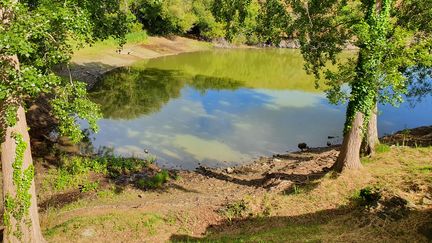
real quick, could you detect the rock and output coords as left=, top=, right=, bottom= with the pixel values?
left=278, top=39, right=300, bottom=49
left=298, top=143, right=308, bottom=151
left=81, top=228, right=95, bottom=238
left=226, top=167, right=234, bottom=174
left=422, top=197, right=432, bottom=205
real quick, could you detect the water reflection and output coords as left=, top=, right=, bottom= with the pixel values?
left=90, top=68, right=184, bottom=120
left=91, top=67, right=245, bottom=120
left=89, top=49, right=432, bottom=169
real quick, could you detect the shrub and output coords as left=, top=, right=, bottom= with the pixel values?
left=351, top=186, right=382, bottom=207
left=218, top=200, right=251, bottom=221
left=136, top=170, right=170, bottom=189
left=376, top=144, right=391, bottom=153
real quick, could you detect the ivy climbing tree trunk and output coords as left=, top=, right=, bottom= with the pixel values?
left=332, top=110, right=364, bottom=172
left=1, top=100, right=45, bottom=243
left=362, top=103, right=380, bottom=155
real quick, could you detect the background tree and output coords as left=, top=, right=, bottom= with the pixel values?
left=256, top=0, right=291, bottom=45
left=0, top=0, right=130, bottom=241
left=288, top=0, right=432, bottom=171
left=131, top=0, right=197, bottom=35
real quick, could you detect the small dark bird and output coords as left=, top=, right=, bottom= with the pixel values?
left=298, top=143, right=308, bottom=151
left=327, top=141, right=332, bottom=147
left=327, top=136, right=335, bottom=139
left=144, top=149, right=149, bottom=154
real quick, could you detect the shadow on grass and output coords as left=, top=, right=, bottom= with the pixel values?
left=170, top=206, right=432, bottom=242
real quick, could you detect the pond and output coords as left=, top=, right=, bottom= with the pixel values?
left=88, top=49, right=432, bottom=169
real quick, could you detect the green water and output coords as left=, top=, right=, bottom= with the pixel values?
left=89, top=49, right=432, bottom=169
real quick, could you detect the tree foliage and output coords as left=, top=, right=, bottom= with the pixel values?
left=288, top=0, right=432, bottom=132
left=0, top=0, right=131, bottom=142
left=131, top=0, right=291, bottom=44
left=286, top=0, right=431, bottom=171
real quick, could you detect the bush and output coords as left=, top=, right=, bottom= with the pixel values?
left=218, top=200, right=251, bottom=221
left=376, top=144, right=391, bottom=153
left=352, top=186, right=382, bottom=207
left=44, top=154, right=152, bottom=192
left=136, top=170, right=170, bottom=189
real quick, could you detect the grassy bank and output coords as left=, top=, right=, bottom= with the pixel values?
left=38, top=143, right=432, bottom=242
left=183, top=146, right=432, bottom=242
left=71, top=33, right=213, bottom=68
left=72, top=31, right=149, bottom=59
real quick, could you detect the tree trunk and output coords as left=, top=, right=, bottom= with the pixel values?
left=1, top=2, right=44, bottom=241
left=1, top=103, right=45, bottom=243
left=362, top=103, right=380, bottom=156
left=332, top=111, right=364, bottom=172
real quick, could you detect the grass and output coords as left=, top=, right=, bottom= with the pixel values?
left=136, top=170, right=171, bottom=189
left=41, top=151, right=164, bottom=196
left=182, top=146, right=432, bottom=242
left=375, top=143, right=391, bottom=153
left=41, top=146, right=432, bottom=242
left=191, top=223, right=322, bottom=243
left=44, top=212, right=165, bottom=241
left=72, top=30, right=148, bottom=58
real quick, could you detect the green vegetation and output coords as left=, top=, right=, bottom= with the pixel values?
left=1, top=0, right=431, bottom=242
left=136, top=170, right=170, bottom=189
left=289, top=0, right=432, bottom=171
left=174, top=146, right=432, bottom=242
left=130, top=0, right=290, bottom=45
left=351, top=186, right=382, bottom=207
left=44, top=212, right=165, bottom=240
left=43, top=153, right=164, bottom=193
left=41, top=146, right=432, bottom=242
left=218, top=200, right=251, bottom=221
left=4, top=133, right=34, bottom=239
left=375, top=144, right=391, bottom=154
left=73, top=30, right=148, bottom=58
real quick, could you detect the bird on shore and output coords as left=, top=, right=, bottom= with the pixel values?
left=327, top=141, right=332, bottom=147
left=298, top=143, right=308, bottom=151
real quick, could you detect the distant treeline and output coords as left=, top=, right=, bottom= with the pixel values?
left=127, top=0, right=291, bottom=45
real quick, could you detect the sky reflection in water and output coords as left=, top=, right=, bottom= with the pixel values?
left=89, top=49, right=432, bottom=169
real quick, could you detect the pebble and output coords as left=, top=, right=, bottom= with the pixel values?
left=422, top=197, right=432, bottom=205
left=226, top=167, right=234, bottom=174
left=81, top=228, right=95, bottom=238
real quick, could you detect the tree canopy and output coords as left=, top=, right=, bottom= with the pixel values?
left=287, top=0, right=432, bottom=170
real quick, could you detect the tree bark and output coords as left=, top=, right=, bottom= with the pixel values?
left=332, top=111, right=364, bottom=172
left=362, top=103, right=380, bottom=155
left=1, top=103, right=45, bottom=243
